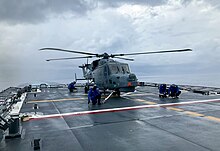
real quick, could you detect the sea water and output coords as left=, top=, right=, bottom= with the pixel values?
left=1, top=73, right=220, bottom=92
left=138, top=73, right=220, bottom=88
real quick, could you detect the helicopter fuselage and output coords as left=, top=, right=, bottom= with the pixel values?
left=89, top=59, right=137, bottom=92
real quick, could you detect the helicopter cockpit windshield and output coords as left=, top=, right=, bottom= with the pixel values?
left=109, top=63, right=130, bottom=74
left=109, top=64, right=120, bottom=74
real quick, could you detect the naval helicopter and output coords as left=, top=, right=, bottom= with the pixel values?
left=40, top=48, right=192, bottom=96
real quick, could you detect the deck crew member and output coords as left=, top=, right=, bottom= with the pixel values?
left=88, top=85, right=101, bottom=105
left=68, top=81, right=77, bottom=92
left=159, top=84, right=167, bottom=98
left=168, top=84, right=181, bottom=98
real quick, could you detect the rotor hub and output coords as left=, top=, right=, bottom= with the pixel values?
left=102, top=53, right=110, bottom=59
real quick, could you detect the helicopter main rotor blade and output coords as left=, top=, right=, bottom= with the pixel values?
left=46, top=56, right=94, bottom=61
left=40, top=48, right=98, bottom=56
left=114, top=56, right=134, bottom=61
left=112, top=48, right=192, bottom=57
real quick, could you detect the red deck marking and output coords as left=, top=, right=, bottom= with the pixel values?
left=30, top=98, right=220, bottom=120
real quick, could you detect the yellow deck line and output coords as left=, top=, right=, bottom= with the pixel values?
left=165, top=107, right=220, bottom=123
left=145, top=101, right=157, bottom=105
left=135, top=99, right=157, bottom=105
left=134, top=98, right=220, bottom=123
left=135, top=99, right=157, bottom=104
left=126, top=93, right=156, bottom=96
left=135, top=99, right=147, bottom=102
left=29, top=95, right=119, bottom=103
left=184, top=111, right=204, bottom=117
left=204, top=116, right=220, bottom=122
left=166, top=107, right=184, bottom=112
left=28, top=98, right=85, bottom=103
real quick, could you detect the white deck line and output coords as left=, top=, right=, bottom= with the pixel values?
left=30, top=98, right=220, bottom=119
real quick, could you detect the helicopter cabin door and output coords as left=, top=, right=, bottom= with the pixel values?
left=103, top=65, right=109, bottom=89
left=94, top=65, right=108, bottom=89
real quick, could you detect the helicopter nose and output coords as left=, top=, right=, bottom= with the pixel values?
left=128, top=73, right=137, bottom=81
left=126, top=73, right=137, bottom=87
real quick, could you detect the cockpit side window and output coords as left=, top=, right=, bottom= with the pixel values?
left=121, top=64, right=130, bottom=74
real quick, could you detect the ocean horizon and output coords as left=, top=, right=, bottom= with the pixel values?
left=138, top=73, right=220, bottom=88
left=1, top=73, right=220, bottom=92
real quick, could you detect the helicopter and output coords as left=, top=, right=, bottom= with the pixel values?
left=40, top=48, right=192, bottom=96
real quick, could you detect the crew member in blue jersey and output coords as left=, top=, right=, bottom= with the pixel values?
left=168, top=84, right=181, bottom=98
left=68, top=81, right=77, bottom=92
left=159, top=84, right=167, bottom=98
left=88, top=85, right=101, bottom=105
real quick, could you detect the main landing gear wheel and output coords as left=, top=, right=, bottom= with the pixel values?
left=113, top=89, right=120, bottom=97
left=84, top=86, right=89, bottom=93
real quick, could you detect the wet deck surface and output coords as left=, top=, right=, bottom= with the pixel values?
left=1, top=86, right=220, bottom=151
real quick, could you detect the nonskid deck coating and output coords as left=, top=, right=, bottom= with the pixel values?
left=1, top=86, right=220, bottom=151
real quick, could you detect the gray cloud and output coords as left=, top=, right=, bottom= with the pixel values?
left=98, top=0, right=167, bottom=7
left=0, top=0, right=169, bottom=24
left=0, top=0, right=96, bottom=24
left=1, top=0, right=217, bottom=24
left=204, top=0, right=220, bottom=8
left=1, top=0, right=220, bottom=90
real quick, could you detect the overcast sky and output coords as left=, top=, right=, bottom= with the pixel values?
left=0, top=0, right=220, bottom=89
